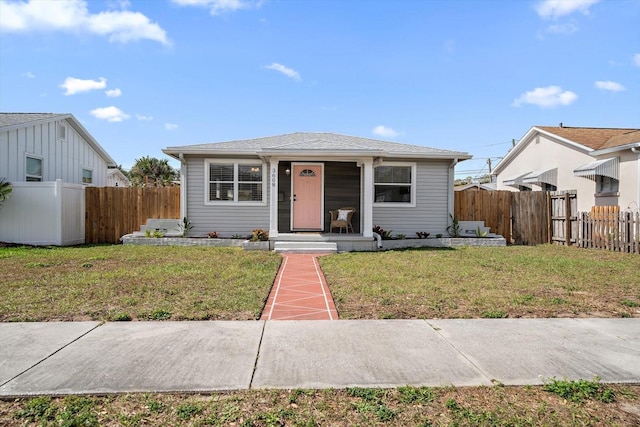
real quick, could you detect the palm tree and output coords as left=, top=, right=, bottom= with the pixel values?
left=129, top=156, right=178, bottom=187
left=0, top=178, right=12, bottom=208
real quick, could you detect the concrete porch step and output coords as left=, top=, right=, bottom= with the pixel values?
left=273, top=241, right=338, bottom=254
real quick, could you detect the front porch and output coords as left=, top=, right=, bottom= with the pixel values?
left=268, top=159, right=374, bottom=238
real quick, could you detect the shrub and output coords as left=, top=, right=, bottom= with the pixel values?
left=207, top=231, right=220, bottom=238
left=250, top=228, right=269, bottom=241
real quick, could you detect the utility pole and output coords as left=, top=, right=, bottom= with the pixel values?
left=487, top=158, right=492, bottom=174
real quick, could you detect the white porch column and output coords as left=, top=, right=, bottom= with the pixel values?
left=268, top=158, right=279, bottom=237
left=362, top=158, right=374, bottom=238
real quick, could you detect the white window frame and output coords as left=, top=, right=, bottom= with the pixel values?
left=82, top=167, right=93, bottom=185
left=204, top=159, right=267, bottom=206
left=25, top=154, right=44, bottom=182
left=373, top=162, right=416, bottom=207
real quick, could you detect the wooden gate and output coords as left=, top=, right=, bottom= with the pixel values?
left=511, top=191, right=550, bottom=245
left=549, top=191, right=578, bottom=246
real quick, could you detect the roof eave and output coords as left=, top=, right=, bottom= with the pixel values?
left=590, top=141, right=640, bottom=157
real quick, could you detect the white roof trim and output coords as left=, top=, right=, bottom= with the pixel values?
left=492, top=126, right=593, bottom=175
left=590, top=141, right=640, bottom=156
left=573, top=157, right=619, bottom=180
left=522, top=168, right=557, bottom=186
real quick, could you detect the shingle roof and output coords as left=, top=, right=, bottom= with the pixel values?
left=164, top=132, right=471, bottom=159
left=0, top=113, right=64, bottom=128
left=537, top=126, right=640, bottom=150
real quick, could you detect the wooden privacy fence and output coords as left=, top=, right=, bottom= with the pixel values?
left=454, top=190, right=512, bottom=241
left=85, top=187, right=180, bottom=244
left=454, top=190, right=550, bottom=244
left=579, top=206, right=640, bottom=253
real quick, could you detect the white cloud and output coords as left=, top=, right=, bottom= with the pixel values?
left=90, top=106, right=130, bottom=122
left=171, top=0, right=262, bottom=15
left=24, top=71, right=35, bottom=78
left=264, top=63, right=301, bottom=81
left=165, top=123, right=178, bottom=130
left=546, top=22, right=578, bottom=35
left=0, top=0, right=169, bottom=45
left=535, top=0, right=599, bottom=20
left=512, top=86, right=578, bottom=108
left=634, top=53, right=640, bottom=67
left=60, top=77, right=107, bottom=95
left=372, top=125, right=400, bottom=139
left=136, top=114, right=153, bottom=121
left=595, top=80, right=626, bottom=92
left=105, top=88, right=122, bottom=97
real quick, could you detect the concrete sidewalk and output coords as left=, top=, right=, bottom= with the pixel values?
left=1, top=319, right=639, bottom=396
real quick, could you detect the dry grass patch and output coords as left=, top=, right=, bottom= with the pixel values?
left=1, top=384, right=638, bottom=426
left=320, top=245, right=640, bottom=319
left=0, top=245, right=281, bottom=321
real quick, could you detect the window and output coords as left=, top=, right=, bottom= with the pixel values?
left=82, top=168, right=93, bottom=184
left=596, top=176, right=619, bottom=194
left=541, top=183, right=557, bottom=192
left=374, top=163, right=414, bottom=204
left=206, top=160, right=264, bottom=203
left=26, top=156, right=43, bottom=181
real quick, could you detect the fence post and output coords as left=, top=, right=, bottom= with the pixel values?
left=564, top=193, right=571, bottom=246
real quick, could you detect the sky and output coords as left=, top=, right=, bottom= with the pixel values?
left=1, top=0, right=639, bottom=179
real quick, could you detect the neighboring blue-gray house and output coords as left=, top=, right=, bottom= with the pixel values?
left=163, top=132, right=471, bottom=240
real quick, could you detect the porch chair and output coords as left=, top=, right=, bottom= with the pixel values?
left=329, top=207, right=356, bottom=233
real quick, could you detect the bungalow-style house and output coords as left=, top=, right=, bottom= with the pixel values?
left=0, top=113, right=117, bottom=186
left=163, top=132, right=471, bottom=240
left=493, top=126, right=640, bottom=213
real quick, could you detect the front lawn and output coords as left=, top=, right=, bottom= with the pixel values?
left=320, top=245, right=640, bottom=319
left=0, top=245, right=282, bottom=322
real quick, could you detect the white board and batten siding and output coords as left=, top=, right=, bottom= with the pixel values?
left=0, top=180, right=85, bottom=246
left=185, top=157, right=270, bottom=237
left=0, top=118, right=109, bottom=186
left=373, top=160, right=451, bottom=235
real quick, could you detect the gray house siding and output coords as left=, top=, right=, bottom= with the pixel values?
left=373, top=160, right=450, bottom=236
left=185, top=156, right=269, bottom=237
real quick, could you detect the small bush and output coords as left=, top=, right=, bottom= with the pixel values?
left=250, top=228, right=269, bottom=241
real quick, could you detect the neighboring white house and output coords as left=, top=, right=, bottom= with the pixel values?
left=163, top=132, right=471, bottom=239
left=107, top=168, right=131, bottom=187
left=493, top=126, right=640, bottom=213
left=0, top=112, right=117, bottom=186
left=0, top=113, right=119, bottom=245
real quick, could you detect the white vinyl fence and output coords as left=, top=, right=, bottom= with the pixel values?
left=0, top=180, right=85, bottom=246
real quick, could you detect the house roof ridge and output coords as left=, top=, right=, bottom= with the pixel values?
left=536, top=125, right=640, bottom=131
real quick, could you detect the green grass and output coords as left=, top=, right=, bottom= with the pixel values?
left=320, top=245, right=640, bottom=319
left=0, top=245, right=281, bottom=321
left=2, top=385, right=638, bottom=426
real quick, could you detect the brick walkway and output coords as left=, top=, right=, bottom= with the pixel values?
left=260, top=254, right=339, bottom=320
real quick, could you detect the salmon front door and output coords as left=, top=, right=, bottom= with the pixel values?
left=292, top=163, right=324, bottom=230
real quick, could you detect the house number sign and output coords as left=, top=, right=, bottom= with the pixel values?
left=271, top=167, right=277, bottom=187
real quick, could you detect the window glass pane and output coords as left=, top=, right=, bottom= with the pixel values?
left=82, top=169, right=92, bottom=184
left=26, top=157, right=42, bottom=176
left=209, top=163, right=233, bottom=181
left=597, top=176, right=619, bottom=193
left=374, top=185, right=411, bottom=203
left=238, top=183, right=262, bottom=201
left=209, top=182, right=234, bottom=201
left=374, top=166, right=411, bottom=183
left=238, top=164, right=262, bottom=182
